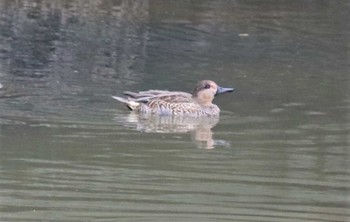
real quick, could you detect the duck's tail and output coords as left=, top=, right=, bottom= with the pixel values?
left=112, top=96, right=140, bottom=111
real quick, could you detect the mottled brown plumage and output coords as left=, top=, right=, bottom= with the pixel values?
left=112, top=80, right=234, bottom=116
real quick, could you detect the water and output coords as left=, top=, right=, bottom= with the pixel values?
left=0, top=1, right=349, bottom=221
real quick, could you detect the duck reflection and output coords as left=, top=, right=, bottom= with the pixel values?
left=114, top=113, right=229, bottom=149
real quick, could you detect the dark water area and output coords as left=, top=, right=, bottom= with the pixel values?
left=0, top=1, right=349, bottom=221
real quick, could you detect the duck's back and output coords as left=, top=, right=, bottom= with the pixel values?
left=124, top=90, right=192, bottom=103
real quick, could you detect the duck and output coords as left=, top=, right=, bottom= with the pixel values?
left=112, top=80, right=234, bottom=117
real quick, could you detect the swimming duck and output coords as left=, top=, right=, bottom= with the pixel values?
left=112, top=80, right=234, bottom=116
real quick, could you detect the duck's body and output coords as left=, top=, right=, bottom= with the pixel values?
left=113, top=80, right=234, bottom=117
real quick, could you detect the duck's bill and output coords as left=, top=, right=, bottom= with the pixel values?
left=216, top=86, right=235, bottom=95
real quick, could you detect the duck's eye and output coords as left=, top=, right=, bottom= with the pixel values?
left=204, top=84, right=211, bottom=89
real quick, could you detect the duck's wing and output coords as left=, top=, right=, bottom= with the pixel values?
left=124, top=90, right=193, bottom=103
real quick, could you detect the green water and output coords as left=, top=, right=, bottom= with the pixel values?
left=0, top=1, right=349, bottom=221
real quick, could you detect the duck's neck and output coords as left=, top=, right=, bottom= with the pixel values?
left=193, top=95, right=213, bottom=107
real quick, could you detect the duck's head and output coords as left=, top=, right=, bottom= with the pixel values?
left=193, top=80, right=234, bottom=106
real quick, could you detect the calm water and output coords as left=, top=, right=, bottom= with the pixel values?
left=0, top=1, right=349, bottom=221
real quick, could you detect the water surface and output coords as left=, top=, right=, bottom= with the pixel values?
left=0, top=1, right=349, bottom=221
